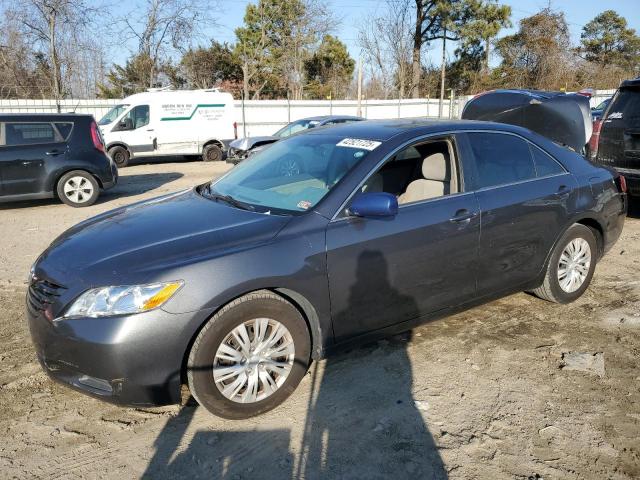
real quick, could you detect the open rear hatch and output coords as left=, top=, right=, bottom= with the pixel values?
left=461, top=89, right=592, bottom=152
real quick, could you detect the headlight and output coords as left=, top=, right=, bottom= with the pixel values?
left=62, top=281, right=183, bottom=319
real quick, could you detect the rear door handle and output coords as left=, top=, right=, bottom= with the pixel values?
left=555, top=185, right=570, bottom=198
left=449, top=209, right=478, bottom=223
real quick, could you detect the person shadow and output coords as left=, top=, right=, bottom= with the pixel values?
left=142, top=250, right=447, bottom=479
left=296, top=250, right=447, bottom=479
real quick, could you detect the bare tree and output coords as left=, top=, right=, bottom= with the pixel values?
left=5, top=0, right=103, bottom=107
left=359, top=0, right=414, bottom=99
left=119, top=0, right=216, bottom=88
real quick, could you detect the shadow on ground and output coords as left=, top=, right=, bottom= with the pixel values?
left=142, top=251, right=447, bottom=480
left=101, top=172, right=184, bottom=200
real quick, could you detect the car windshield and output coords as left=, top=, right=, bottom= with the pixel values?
left=98, top=104, right=129, bottom=125
left=205, top=134, right=377, bottom=214
left=593, top=99, right=610, bottom=111
left=273, top=119, right=321, bottom=138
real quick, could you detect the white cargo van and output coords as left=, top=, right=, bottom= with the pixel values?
left=98, top=88, right=237, bottom=167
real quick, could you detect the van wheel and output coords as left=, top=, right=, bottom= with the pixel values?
left=109, top=146, right=130, bottom=168
left=531, top=224, right=597, bottom=303
left=187, top=291, right=311, bottom=419
left=203, top=143, right=223, bottom=162
left=56, top=170, right=99, bottom=207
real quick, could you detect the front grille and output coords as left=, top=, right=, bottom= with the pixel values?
left=27, top=278, right=65, bottom=316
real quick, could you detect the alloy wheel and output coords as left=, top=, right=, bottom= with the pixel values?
left=63, top=176, right=94, bottom=204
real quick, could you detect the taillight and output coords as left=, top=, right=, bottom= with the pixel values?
left=616, top=175, right=627, bottom=194
left=233, top=122, right=238, bottom=140
left=588, top=119, right=602, bottom=159
left=90, top=121, right=105, bottom=152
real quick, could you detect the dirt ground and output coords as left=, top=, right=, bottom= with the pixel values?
left=0, top=159, right=639, bottom=479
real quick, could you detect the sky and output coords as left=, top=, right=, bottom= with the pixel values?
left=111, top=0, right=640, bottom=68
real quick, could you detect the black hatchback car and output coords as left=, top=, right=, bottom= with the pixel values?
left=591, top=78, right=640, bottom=196
left=0, top=114, right=117, bottom=207
left=27, top=119, right=627, bottom=419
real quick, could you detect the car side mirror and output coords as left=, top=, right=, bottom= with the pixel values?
left=348, top=192, right=398, bottom=217
left=117, top=118, right=133, bottom=131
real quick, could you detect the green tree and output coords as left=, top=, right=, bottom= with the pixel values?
left=304, top=35, right=355, bottom=99
left=178, top=41, right=243, bottom=93
left=234, top=0, right=331, bottom=99
left=460, top=0, right=511, bottom=71
left=580, top=10, right=640, bottom=70
left=97, top=53, right=155, bottom=98
left=494, top=9, right=576, bottom=91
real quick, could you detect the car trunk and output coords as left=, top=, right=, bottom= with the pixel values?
left=461, top=90, right=592, bottom=153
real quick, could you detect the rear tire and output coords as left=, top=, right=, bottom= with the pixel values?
left=202, top=143, right=223, bottom=162
left=109, top=145, right=130, bottom=168
left=56, top=170, right=99, bottom=207
left=187, top=291, right=311, bottom=419
left=531, top=224, right=597, bottom=303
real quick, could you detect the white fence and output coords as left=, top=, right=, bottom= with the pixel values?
left=0, top=97, right=469, bottom=137
left=0, top=90, right=617, bottom=137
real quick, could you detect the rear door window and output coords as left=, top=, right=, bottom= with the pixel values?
left=467, top=132, right=536, bottom=189
left=607, top=89, right=640, bottom=127
left=54, top=122, right=74, bottom=141
left=3, top=122, right=61, bottom=146
left=530, top=145, right=565, bottom=177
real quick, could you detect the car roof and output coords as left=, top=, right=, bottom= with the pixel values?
left=0, top=113, right=93, bottom=121
left=304, top=118, right=530, bottom=141
left=298, top=115, right=363, bottom=122
left=620, top=77, right=640, bottom=89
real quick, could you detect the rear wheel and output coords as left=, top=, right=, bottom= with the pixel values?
left=56, top=170, right=99, bottom=207
left=109, top=145, right=130, bottom=168
left=202, top=143, right=223, bottom=162
left=531, top=224, right=597, bottom=303
left=187, top=291, right=310, bottom=419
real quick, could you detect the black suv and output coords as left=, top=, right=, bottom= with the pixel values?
left=591, top=78, right=640, bottom=196
left=0, top=114, right=117, bottom=207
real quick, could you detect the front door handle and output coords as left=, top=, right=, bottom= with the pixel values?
left=45, top=149, right=63, bottom=156
left=449, top=209, right=478, bottom=223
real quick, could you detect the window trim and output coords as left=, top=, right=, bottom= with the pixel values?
left=0, top=121, right=64, bottom=147
left=330, top=131, right=465, bottom=221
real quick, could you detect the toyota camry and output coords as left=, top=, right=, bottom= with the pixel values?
left=27, top=119, right=627, bottom=418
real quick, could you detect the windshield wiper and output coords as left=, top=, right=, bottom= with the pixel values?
left=202, top=186, right=255, bottom=211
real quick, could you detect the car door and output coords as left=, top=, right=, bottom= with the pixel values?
left=0, top=121, right=66, bottom=196
left=461, top=131, right=577, bottom=295
left=326, top=136, right=480, bottom=343
left=112, top=105, right=155, bottom=156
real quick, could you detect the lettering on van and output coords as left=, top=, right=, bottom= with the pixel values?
left=160, top=103, right=226, bottom=121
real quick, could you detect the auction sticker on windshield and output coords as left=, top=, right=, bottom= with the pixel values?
left=337, top=138, right=382, bottom=151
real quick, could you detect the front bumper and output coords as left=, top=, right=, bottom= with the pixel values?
left=27, top=301, right=211, bottom=406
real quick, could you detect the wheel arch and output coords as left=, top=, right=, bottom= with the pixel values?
left=179, top=287, right=324, bottom=387
left=202, top=139, right=224, bottom=151
left=106, top=142, right=131, bottom=156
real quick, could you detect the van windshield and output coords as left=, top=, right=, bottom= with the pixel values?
left=98, top=104, right=129, bottom=125
left=204, top=134, right=375, bottom=214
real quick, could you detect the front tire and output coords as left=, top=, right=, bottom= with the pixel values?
left=108, top=145, right=130, bottom=168
left=531, top=224, right=597, bottom=303
left=202, top=143, right=223, bottom=162
left=56, top=170, right=99, bottom=207
left=187, top=291, right=311, bottom=419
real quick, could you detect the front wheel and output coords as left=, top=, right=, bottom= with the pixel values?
left=187, top=291, right=311, bottom=419
left=531, top=224, right=597, bottom=303
left=56, top=170, right=99, bottom=207
left=202, top=143, right=223, bottom=162
left=108, top=145, right=130, bottom=168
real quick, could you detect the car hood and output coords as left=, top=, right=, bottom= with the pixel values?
left=36, top=188, right=291, bottom=286
left=229, top=136, right=278, bottom=151
left=462, top=90, right=593, bottom=152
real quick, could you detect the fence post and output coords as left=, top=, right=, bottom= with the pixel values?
left=241, top=90, right=247, bottom=138
left=287, top=91, right=291, bottom=124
